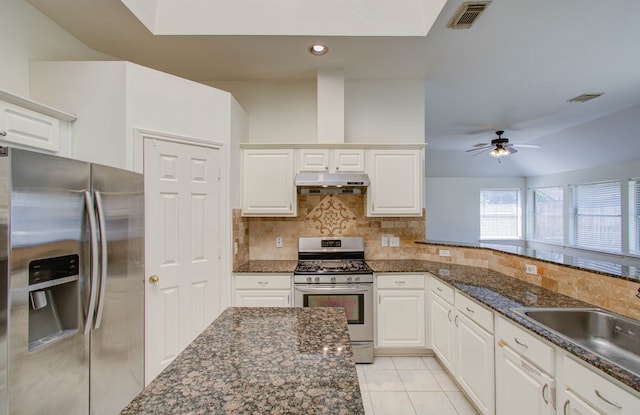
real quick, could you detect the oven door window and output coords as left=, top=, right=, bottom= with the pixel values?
left=303, top=293, right=365, bottom=324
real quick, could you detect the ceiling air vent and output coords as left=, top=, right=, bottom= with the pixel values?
left=567, top=93, right=604, bottom=103
left=449, top=1, right=491, bottom=29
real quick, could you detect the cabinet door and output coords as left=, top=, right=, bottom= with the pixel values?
left=367, top=149, right=423, bottom=216
left=456, top=312, right=495, bottom=415
left=242, top=149, right=295, bottom=216
left=298, top=149, right=330, bottom=171
left=430, top=294, right=454, bottom=372
left=234, top=290, right=291, bottom=307
left=560, top=390, right=604, bottom=415
left=332, top=149, right=365, bottom=172
left=495, top=343, right=554, bottom=415
left=377, top=289, right=425, bottom=347
left=0, top=100, right=60, bottom=152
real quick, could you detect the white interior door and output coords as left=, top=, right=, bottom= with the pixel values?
left=144, top=137, right=221, bottom=384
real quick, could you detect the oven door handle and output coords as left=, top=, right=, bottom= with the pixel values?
left=295, top=285, right=371, bottom=292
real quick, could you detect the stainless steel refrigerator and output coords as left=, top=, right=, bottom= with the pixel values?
left=0, top=147, right=144, bottom=415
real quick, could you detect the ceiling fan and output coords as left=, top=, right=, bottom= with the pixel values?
left=465, top=130, right=541, bottom=159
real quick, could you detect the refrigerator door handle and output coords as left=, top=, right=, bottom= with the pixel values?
left=93, top=191, right=108, bottom=329
left=84, top=190, right=99, bottom=335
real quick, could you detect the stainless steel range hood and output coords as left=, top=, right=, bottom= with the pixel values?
left=295, top=172, right=370, bottom=194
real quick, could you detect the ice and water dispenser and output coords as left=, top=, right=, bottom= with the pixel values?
left=27, top=254, right=80, bottom=351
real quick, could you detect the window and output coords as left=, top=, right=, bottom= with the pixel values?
left=480, top=189, right=521, bottom=239
left=630, top=179, right=640, bottom=256
left=530, top=187, right=563, bottom=244
left=570, top=181, right=621, bottom=253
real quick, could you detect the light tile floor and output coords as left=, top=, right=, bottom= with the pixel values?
left=357, top=356, right=480, bottom=415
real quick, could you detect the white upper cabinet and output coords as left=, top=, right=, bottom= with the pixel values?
left=366, top=148, right=423, bottom=216
left=297, top=148, right=365, bottom=172
left=0, top=90, right=75, bottom=154
left=242, top=149, right=296, bottom=216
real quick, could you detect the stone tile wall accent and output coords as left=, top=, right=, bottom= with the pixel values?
left=232, top=194, right=426, bottom=261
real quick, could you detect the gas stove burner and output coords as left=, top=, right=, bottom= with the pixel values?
left=295, top=259, right=372, bottom=274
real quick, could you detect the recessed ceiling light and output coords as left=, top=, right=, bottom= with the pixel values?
left=309, top=44, right=328, bottom=56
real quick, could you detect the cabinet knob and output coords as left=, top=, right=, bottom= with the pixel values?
left=0, top=131, right=7, bottom=137
left=148, top=275, right=160, bottom=284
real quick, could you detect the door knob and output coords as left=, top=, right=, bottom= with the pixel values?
left=148, top=275, right=160, bottom=284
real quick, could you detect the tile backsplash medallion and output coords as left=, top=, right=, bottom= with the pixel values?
left=232, top=194, right=425, bottom=268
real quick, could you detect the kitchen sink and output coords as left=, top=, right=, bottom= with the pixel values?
left=511, top=307, right=640, bottom=376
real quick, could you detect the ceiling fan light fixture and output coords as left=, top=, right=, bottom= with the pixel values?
left=490, top=145, right=510, bottom=158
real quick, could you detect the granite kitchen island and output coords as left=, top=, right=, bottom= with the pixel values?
left=121, top=307, right=364, bottom=414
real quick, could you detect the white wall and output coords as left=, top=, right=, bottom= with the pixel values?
left=0, top=0, right=111, bottom=96
left=425, top=176, right=526, bottom=243
left=206, top=79, right=425, bottom=144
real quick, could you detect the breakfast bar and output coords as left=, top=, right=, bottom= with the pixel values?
left=120, top=307, right=364, bottom=414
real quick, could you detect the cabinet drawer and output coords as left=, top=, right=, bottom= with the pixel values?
left=456, top=293, right=494, bottom=334
left=377, top=274, right=425, bottom=289
left=430, top=278, right=454, bottom=304
left=564, top=355, right=640, bottom=415
left=234, top=274, right=292, bottom=290
left=496, top=316, right=554, bottom=374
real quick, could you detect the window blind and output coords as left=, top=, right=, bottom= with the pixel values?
left=480, top=189, right=521, bottom=239
left=570, top=181, right=621, bottom=253
left=531, top=187, right=563, bottom=244
left=629, top=179, right=640, bottom=256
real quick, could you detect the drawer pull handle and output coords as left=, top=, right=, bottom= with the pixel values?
left=466, top=306, right=475, bottom=313
left=563, top=399, right=569, bottom=415
left=541, top=384, right=549, bottom=404
left=594, top=389, right=622, bottom=409
left=437, top=287, right=443, bottom=292
left=447, top=310, right=453, bottom=322
left=454, top=314, right=459, bottom=327
left=395, top=280, right=406, bottom=284
left=514, top=337, right=528, bottom=349
left=257, top=281, right=269, bottom=286
left=0, top=131, right=7, bottom=137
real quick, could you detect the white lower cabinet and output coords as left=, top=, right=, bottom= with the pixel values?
left=428, top=276, right=494, bottom=415
left=429, top=278, right=455, bottom=372
left=496, top=344, right=555, bottom=415
left=376, top=273, right=426, bottom=348
left=559, top=354, right=640, bottom=415
left=495, top=315, right=556, bottom=415
left=233, top=274, right=292, bottom=307
left=455, top=310, right=495, bottom=415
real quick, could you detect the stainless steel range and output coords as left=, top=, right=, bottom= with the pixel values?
left=294, top=237, right=374, bottom=363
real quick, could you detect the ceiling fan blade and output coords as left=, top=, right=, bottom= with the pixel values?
left=472, top=147, right=494, bottom=157
left=465, top=145, right=492, bottom=153
left=507, top=147, right=518, bottom=154
left=512, top=144, right=542, bottom=149
left=472, top=142, right=490, bottom=148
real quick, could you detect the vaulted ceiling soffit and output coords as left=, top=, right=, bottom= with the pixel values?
left=120, top=0, right=448, bottom=36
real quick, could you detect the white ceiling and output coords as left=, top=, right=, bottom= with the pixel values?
left=25, top=0, right=640, bottom=177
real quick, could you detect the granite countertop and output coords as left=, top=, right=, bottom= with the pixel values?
left=121, top=307, right=364, bottom=415
left=368, top=259, right=640, bottom=393
left=234, top=260, right=297, bottom=273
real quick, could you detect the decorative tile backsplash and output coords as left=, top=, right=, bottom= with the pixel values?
left=304, top=195, right=357, bottom=236
left=232, top=193, right=426, bottom=267
left=232, top=196, right=640, bottom=320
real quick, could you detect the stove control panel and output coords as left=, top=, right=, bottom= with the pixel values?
left=294, top=274, right=373, bottom=284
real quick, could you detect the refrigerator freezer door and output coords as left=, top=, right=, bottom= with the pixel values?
left=90, top=163, right=144, bottom=415
left=7, top=148, right=90, bottom=415
left=1, top=149, right=9, bottom=415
